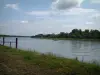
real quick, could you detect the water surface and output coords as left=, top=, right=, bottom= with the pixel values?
left=1, top=37, right=100, bottom=63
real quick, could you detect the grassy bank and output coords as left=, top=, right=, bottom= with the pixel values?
left=0, top=46, right=100, bottom=75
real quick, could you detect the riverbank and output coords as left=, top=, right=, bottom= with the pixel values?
left=33, top=37, right=100, bottom=41
left=0, top=46, right=100, bottom=75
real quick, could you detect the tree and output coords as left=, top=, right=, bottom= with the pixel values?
left=32, top=29, right=100, bottom=39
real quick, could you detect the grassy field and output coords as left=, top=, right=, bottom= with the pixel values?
left=0, top=45, right=100, bottom=75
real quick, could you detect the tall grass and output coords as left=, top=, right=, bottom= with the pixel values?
left=0, top=45, right=100, bottom=75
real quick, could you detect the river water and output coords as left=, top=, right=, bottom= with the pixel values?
left=1, top=37, right=100, bottom=63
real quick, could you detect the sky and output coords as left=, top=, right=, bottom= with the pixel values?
left=0, top=0, right=100, bottom=36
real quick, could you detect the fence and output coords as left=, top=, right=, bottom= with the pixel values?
left=0, top=37, right=18, bottom=49
left=72, top=52, right=90, bottom=62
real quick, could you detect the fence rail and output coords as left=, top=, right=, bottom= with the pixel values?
left=0, top=37, right=18, bottom=49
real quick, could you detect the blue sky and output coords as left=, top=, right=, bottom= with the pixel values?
left=0, top=0, right=100, bottom=35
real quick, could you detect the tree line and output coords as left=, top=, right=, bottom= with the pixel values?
left=31, top=29, right=100, bottom=39
left=0, top=35, right=30, bottom=37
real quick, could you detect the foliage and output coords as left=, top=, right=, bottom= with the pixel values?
left=31, top=29, right=100, bottom=39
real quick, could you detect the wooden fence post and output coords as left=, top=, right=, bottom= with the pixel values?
left=82, top=56, right=84, bottom=62
left=10, top=42, right=11, bottom=48
left=16, top=38, right=18, bottom=49
left=3, top=37, right=5, bottom=46
left=75, top=57, right=78, bottom=61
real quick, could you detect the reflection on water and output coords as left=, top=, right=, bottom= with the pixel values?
left=0, top=37, right=100, bottom=63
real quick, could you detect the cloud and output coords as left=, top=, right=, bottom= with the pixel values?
left=25, top=0, right=97, bottom=17
left=4, top=3, right=19, bottom=10
left=21, top=21, right=28, bottom=23
left=47, top=26, right=52, bottom=29
left=85, top=22, right=94, bottom=25
left=51, top=0, right=84, bottom=10
left=87, top=12, right=100, bottom=24
left=1, top=0, right=100, bottom=35
left=26, top=11, right=50, bottom=16
left=26, top=8, right=97, bottom=18
left=90, top=0, right=100, bottom=4
left=92, top=15, right=100, bottom=24
left=56, top=8, right=97, bottom=16
left=89, top=13, right=100, bottom=18
left=68, top=8, right=96, bottom=13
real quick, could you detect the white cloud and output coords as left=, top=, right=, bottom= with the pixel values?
left=47, top=26, right=52, bottom=29
left=26, top=0, right=88, bottom=17
left=26, top=8, right=98, bottom=17
left=25, top=7, right=100, bottom=33
left=89, top=13, right=100, bottom=18
left=4, top=3, right=19, bottom=10
left=25, top=0, right=99, bottom=19
left=26, top=11, right=50, bottom=16
left=62, top=24, right=75, bottom=28
left=2, top=0, right=100, bottom=35
left=68, top=8, right=96, bottom=13
left=51, top=0, right=84, bottom=10
left=90, top=0, right=100, bottom=4
left=92, top=15, right=100, bottom=24
left=21, top=21, right=28, bottom=23
left=56, top=8, right=97, bottom=16
left=87, top=12, right=100, bottom=25
left=86, top=22, right=94, bottom=25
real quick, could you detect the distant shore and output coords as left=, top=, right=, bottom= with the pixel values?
left=31, top=37, right=100, bottom=41
left=0, top=35, right=31, bottom=37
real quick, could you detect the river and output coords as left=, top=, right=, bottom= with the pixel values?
left=0, top=37, right=100, bottom=63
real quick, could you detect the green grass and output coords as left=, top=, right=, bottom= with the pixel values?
left=0, top=45, right=100, bottom=75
